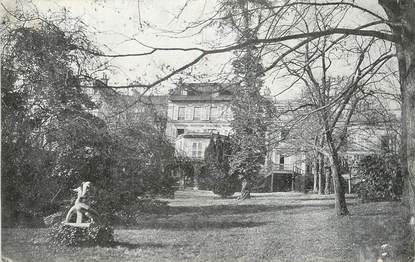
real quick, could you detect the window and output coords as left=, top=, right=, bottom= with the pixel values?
left=210, top=107, right=218, bottom=120
left=193, top=107, right=201, bottom=120
left=177, top=129, right=184, bottom=136
left=178, top=107, right=185, bottom=120
left=279, top=156, right=285, bottom=170
left=192, top=142, right=203, bottom=159
left=177, top=141, right=183, bottom=152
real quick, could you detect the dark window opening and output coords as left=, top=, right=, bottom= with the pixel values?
left=177, top=129, right=184, bottom=136
left=279, top=156, right=285, bottom=170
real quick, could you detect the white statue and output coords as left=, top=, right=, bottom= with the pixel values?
left=64, top=181, right=100, bottom=226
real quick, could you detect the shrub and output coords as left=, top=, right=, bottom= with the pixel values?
left=203, top=136, right=238, bottom=197
left=49, top=222, right=113, bottom=246
left=355, top=154, right=402, bottom=202
left=212, top=171, right=239, bottom=197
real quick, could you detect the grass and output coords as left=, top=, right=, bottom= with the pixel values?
left=2, top=190, right=412, bottom=261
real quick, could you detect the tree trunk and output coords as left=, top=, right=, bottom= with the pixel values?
left=239, top=178, right=251, bottom=200
left=326, top=132, right=349, bottom=215
left=399, top=47, right=415, bottom=254
left=405, top=58, right=415, bottom=259
left=324, top=165, right=330, bottom=195
left=318, top=154, right=324, bottom=195
left=378, top=0, right=415, bottom=255
left=328, top=153, right=349, bottom=216
left=313, top=158, right=319, bottom=193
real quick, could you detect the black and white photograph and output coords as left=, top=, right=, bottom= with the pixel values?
left=1, top=0, right=414, bottom=261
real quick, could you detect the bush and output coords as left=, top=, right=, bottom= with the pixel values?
left=203, top=135, right=238, bottom=198
left=49, top=222, right=113, bottom=246
left=212, top=172, right=239, bottom=197
left=199, top=164, right=239, bottom=197
left=355, top=154, right=402, bottom=202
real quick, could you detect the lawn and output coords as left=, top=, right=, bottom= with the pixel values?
left=2, top=190, right=412, bottom=262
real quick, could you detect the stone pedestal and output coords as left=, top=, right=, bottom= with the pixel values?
left=49, top=222, right=113, bottom=246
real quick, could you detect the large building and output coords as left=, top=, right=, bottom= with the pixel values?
left=164, top=83, right=308, bottom=191
left=94, top=81, right=399, bottom=193
left=166, top=83, right=233, bottom=160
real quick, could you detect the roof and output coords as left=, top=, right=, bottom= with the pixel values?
left=169, top=82, right=235, bottom=96
left=120, top=94, right=168, bottom=106
left=177, top=132, right=212, bottom=139
left=100, top=92, right=168, bottom=109
left=169, top=95, right=232, bottom=102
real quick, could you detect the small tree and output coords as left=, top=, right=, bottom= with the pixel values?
left=356, top=153, right=402, bottom=202
left=203, top=135, right=238, bottom=197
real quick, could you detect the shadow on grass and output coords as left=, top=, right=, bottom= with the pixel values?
left=280, top=195, right=357, bottom=201
left=166, top=203, right=336, bottom=216
left=137, top=220, right=267, bottom=230
left=111, top=241, right=166, bottom=249
left=350, top=210, right=401, bottom=217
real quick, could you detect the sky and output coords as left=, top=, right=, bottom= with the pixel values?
left=2, top=0, right=394, bottom=100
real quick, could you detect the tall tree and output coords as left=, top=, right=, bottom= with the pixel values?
left=1, top=9, right=110, bottom=223
left=281, top=31, right=395, bottom=214
left=223, top=0, right=271, bottom=199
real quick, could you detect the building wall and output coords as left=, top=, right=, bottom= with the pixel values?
left=166, top=100, right=233, bottom=139
left=164, top=84, right=399, bottom=192
left=175, top=136, right=211, bottom=159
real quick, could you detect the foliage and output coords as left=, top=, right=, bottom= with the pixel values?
left=203, top=136, right=239, bottom=197
left=355, top=154, right=402, bottom=202
left=1, top=9, right=178, bottom=227
left=226, top=2, right=273, bottom=195
left=97, top=90, right=179, bottom=199
left=49, top=222, right=113, bottom=246
left=1, top=10, right=108, bottom=225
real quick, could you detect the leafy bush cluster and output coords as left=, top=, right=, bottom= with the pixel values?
left=1, top=14, right=178, bottom=227
left=49, top=222, right=113, bottom=246
left=202, top=136, right=239, bottom=197
left=355, top=154, right=402, bottom=202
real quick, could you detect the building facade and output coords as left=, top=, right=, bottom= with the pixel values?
left=166, top=83, right=233, bottom=160
left=98, top=82, right=399, bottom=193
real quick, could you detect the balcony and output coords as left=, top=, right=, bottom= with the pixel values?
left=269, top=164, right=304, bottom=175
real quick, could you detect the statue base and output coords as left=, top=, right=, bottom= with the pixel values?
left=49, top=221, right=113, bottom=246
left=62, top=222, right=91, bottom=228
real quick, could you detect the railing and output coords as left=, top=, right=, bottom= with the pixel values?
left=293, top=166, right=304, bottom=175
left=270, top=163, right=304, bottom=175
left=271, top=164, right=293, bottom=171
